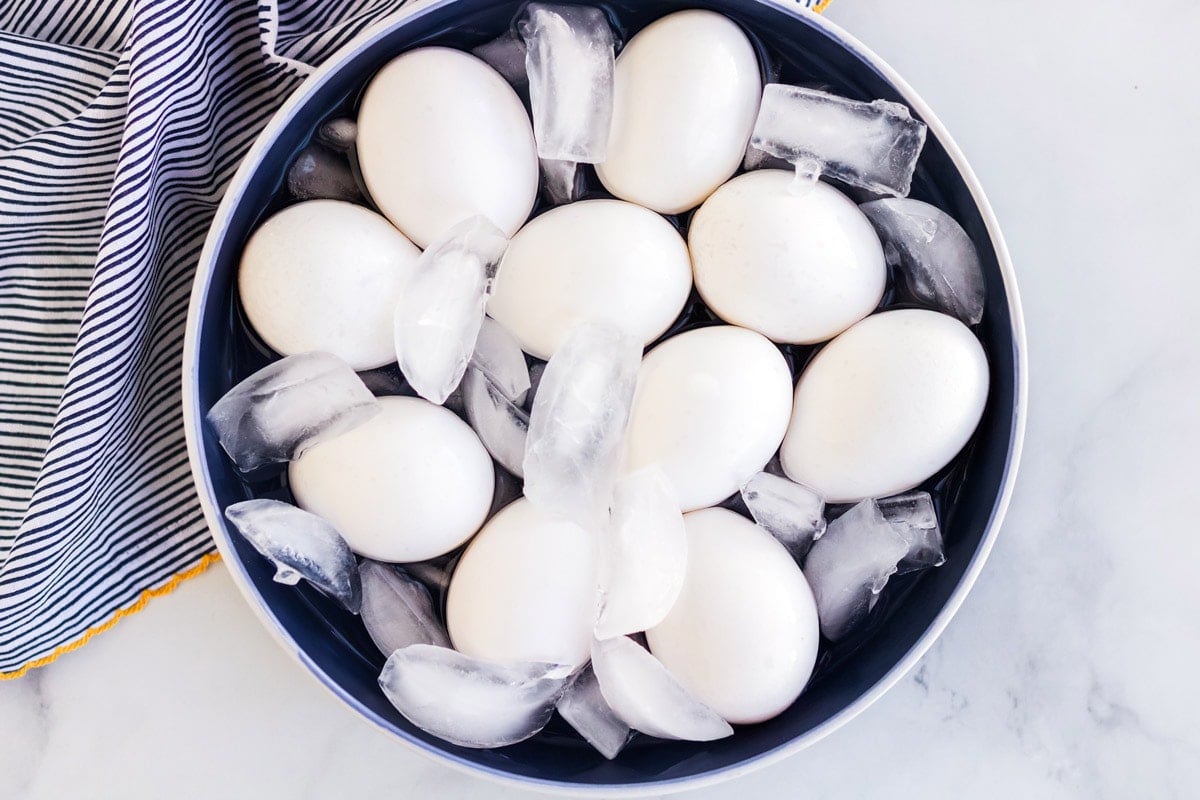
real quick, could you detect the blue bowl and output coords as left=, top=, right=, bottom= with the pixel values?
left=183, top=0, right=1027, bottom=793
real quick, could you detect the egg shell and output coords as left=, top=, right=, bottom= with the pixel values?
left=487, top=199, right=693, bottom=359
left=356, top=47, right=538, bottom=248
left=238, top=200, right=420, bottom=370
left=647, top=507, right=819, bottom=725
left=596, top=10, right=762, bottom=214
left=624, top=326, right=793, bottom=511
left=780, top=309, right=990, bottom=503
left=289, top=396, right=494, bottom=562
left=447, top=498, right=597, bottom=669
left=689, top=171, right=887, bottom=344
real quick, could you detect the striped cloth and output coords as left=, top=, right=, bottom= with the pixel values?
left=0, top=0, right=829, bottom=676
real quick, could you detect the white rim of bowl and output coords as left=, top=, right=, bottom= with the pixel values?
left=181, top=2, right=1028, bottom=795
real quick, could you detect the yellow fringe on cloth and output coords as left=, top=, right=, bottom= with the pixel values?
left=0, top=552, right=222, bottom=681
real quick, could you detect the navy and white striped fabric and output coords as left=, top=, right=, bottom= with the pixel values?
left=0, top=0, right=422, bottom=675
left=0, top=0, right=830, bottom=675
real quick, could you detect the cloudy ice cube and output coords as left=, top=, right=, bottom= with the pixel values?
left=540, top=157, right=586, bottom=206
left=461, top=366, right=529, bottom=476
left=316, top=117, right=358, bottom=152
left=207, top=351, right=379, bottom=472
left=225, top=499, right=361, bottom=612
left=404, top=559, right=453, bottom=598
left=595, top=467, right=687, bottom=640
left=803, top=500, right=908, bottom=640
left=591, top=636, right=732, bottom=741
left=518, top=3, right=615, bottom=163
left=860, top=198, right=986, bottom=325
left=286, top=144, right=361, bottom=202
left=472, top=32, right=528, bottom=90
left=750, top=84, right=928, bottom=197
left=394, top=216, right=509, bottom=404
left=378, top=644, right=571, bottom=749
left=360, top=561, right=450, bottom=656
left=523, top=322, right=641, bottom=527
left=470, top=316, right=531, bottom=404
left=740, top=471, right=826, bottom=561
left=742, top=139, right=791, bottom=172
left=556, top=663, right=631, bottom=759
left=877, top=490, right=946, bottom=573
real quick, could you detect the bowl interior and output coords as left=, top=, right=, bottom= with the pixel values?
left=189, top=0, right=1020, bottom=790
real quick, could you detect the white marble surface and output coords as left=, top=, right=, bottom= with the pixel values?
left=4, top=1, right=1200, bottom=797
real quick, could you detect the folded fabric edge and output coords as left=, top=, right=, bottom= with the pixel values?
left=0, top=551, right=222, bottom=681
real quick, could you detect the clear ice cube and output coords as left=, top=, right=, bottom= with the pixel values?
left=461, top=366, right=529, bottom=477
left=523, top=321, right=641, bottom=528
left=860, top=198, right=986, bottom=325
left=378, top=644, right=571, bottom=749
left=540, top=157, right=586, bottom=206
left=286, top=144, right=361, bottom=202
left=316, top=118, right=358, bottom=152
left=360, top=561, right=450, bottom=656
left=803, top=499, right=908, bottom=640
left=394, top=216, right=509, bottom=404
left=555, top=663, right=631, bottom=759
left=876, top=490, right=946, bottom=573
left=749, top=84, right=928, bottom=197
left=225, top=499, right=362, bottom=612
left=595, top=467, right=687, bottom=640
left=470, top=315, right=531, bottom=404
left=591, top=636, right=732, bottom=741
left=740, top=471, right=826, bottom=561
left=518, top=3, right=615, bottom=163
left=207, top=351, right=380, bottom=472
left=472, top=32, right=529, bottom=90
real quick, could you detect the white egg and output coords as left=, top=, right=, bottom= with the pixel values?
left=596, top=10, right=762, bottom=214
left=289, top=396, right=494, bottom=562
left=781, top=309, right=990, bottom=503
left=356, top=47, right=538, bottom=248
left=647, top=508, right=819, bottom=725
left=487, top=199, right=693, bottom=359
left=447, top=498, right=597, bottom=668
left=238, top=200, right=420, bottom=370
left=689, top=171, right=887, bottom=344
left=624, top=326, right=793, bottom=511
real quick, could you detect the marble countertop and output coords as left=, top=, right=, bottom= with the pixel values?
left=4, top=1, right=1198, bottom=797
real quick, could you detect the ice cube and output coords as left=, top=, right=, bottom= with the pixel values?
left=286, top=144, right=361, bottom=202
left=470, top=316, right=531, bottom=404
left=860, top=198, right=986, bottom=325
left=225, top=499, right=361, bottom=612
left=540, top=157, right=586, bottom=206
left=590, top=636, right=732, bottom=741
left=461, top=366, right=529, bottom=477
left=595, top=467, right=687, bottom=640
left=802, top=499, right=908, bottom=640
left=207, top=351, right=380, bottom=472
left=555, top=663, right=631, bottom=759
left=316, top=117, right=358, bottom=152
left=742, top=139, right=792, bottom=172
left=378, top=644, right=571, bottom=749
left=360, top=561, right=450, bottom=656
left=518, top=3, right=615, bottom=163
left=394, top=216, right=509, bottom=404
left=740, top=471, right=826, bottom=561
left=472, top=32, right=528, bottom=90
left=523, top=321, right=641, bottom=528
left=749, top=84, right=928, bottom=197
left=877, top=490, right=946, bottom=573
